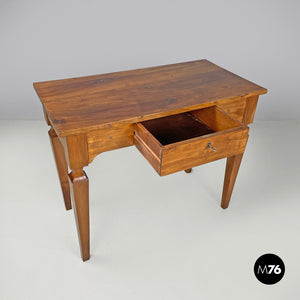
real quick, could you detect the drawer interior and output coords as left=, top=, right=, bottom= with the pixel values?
left=140, top=105, right=243, bottom=145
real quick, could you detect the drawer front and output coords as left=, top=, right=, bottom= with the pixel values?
left=160, top=129, right=248, bottom=176
left=134, top=106, right=249, bottom=176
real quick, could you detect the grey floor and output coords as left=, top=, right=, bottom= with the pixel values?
left=0, top=120, right=299, bottom=300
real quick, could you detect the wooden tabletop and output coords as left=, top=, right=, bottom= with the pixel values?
left=34, top=59, right=267, bottom=137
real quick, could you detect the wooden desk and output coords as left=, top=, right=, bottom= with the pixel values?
left=34, top=59, right=267, bottom=261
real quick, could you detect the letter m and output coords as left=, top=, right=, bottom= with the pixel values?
left=257, top=265, right=268, bottom=274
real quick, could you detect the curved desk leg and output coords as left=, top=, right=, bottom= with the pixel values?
left=48, top=128, right=72, bottom=210
left=221, top=153, right=243, bottom=209
left=69, top=169, right=90, bottom=261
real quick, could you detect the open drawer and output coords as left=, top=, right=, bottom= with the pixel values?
left=134, top=106, right=249, bottom=176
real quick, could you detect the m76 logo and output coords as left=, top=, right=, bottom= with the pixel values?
left=254, top=254, right=285, bottom=285
left=257, top=265, right=282, bottom=275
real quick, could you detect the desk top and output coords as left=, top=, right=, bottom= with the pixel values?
left=34, top=59, right=267, bottom=137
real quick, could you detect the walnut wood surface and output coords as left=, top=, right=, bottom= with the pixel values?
left=160, top=129, right=248, bottom=176
left=221, top=153, right=244, bottom=209
left=34, top=60, right=267, bottom=137
left=242, top=95, right=259, bottom=124
left=190, top=105, right=243, bottom=131
left=59, top=134, right=89, bottom=171
left=141, top=112, right=215, bottom=145
left=48, top=128, right=72, bottom=210
left=217, top=98, right=246, bottom=122
left=37, top=60, right=267, bottom=261
left=134, top=122, right=162, bottom=158
left=69, top=170, right=90, bottom=261
left=86, top=96, right=258, bottom=162
left=87, top=123, right=133, bottom=162
left=134, top=133, right=161, bottom=174
left=134, top=106, right=249, bottom=176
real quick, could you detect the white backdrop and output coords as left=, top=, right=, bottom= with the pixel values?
left=1, top=0, right=299, bottom=120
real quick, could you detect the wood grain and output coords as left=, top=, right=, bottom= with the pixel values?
left=69, top=170, right=89, bottom=261
left=134, top=106, right=249, bottom=176
left=87, top=123, right=133, bottom=162
left=34, top=60, right=267, bottom=137
left=217, top=97, right=246, bottom=122
left=134, top=133, right=161, bottom=174
left=190, top=106, right=243, bottom=132
left=85, top=96, right=257, bottom=162
left=37, top=60, right=267, bottom=261
left=221, top=153, right=244, bottom=209
left=61, top=134, right=89, bottom=170
left=134, top=123, right=162, bottom=157
left=85, top=96, right=256, bottom=163
left=243, top=95, right=259, bottom=124
left=140, top=112, right=215, bottom=145
left=160, top=129, right=248, bottom=176
left=48, top=128, right=72, bottom=210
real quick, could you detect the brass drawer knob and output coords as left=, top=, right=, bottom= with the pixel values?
left=206, top=141, right=217, bottom=151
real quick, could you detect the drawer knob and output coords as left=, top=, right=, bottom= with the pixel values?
left=206, top=141, right=217, bottom=152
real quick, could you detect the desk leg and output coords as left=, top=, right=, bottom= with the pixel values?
left=221, top=153, right=243, bottom=209
left=185, top=168, right=192, bottom=173
left=69, top=169, right=90, bottom=261
left=48, top=128, right=72, bottom=210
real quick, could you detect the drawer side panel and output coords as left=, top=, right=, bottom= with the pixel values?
left=134, top=133, right=161, bottom=174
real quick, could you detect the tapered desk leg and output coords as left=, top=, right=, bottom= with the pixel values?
left=48, top=128, right=72, bottom=210
left=69, top=170, right=90, bottom=261
left=221, top=153, right=243, bottom=209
